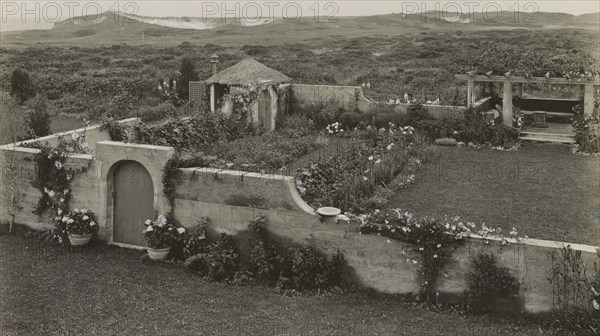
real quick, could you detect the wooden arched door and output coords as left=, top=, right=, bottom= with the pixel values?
left=112, top=161, right=154, bottom=247
left=257, top=89, right=272, bottom=130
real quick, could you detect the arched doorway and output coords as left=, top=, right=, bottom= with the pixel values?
left=112, top=160, right=154, bottom=247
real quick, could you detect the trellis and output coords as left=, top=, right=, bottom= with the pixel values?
left=455, top=75, right=600, bottom=127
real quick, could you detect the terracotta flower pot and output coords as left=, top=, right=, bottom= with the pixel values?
left=147, top=247, right=171, bottom=261
left=68, top=233, right=93, bottom=246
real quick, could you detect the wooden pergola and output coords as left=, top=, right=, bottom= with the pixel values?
left=456, top=75, right=600, bottom=127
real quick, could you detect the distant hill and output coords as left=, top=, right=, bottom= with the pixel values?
left=1, top=10, right=598, bottom=48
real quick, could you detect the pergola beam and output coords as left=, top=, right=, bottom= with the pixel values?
left=456, top=75, right=600, bottom=85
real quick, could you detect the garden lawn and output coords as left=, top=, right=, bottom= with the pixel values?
left=0, top=234, right=553, bottom=336
left=389, top=143, right=600, bottom=246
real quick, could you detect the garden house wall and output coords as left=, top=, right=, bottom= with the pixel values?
left=290, top=84, right=466, bottom=119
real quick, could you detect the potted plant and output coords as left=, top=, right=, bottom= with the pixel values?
left=143, top=215, right=186, bottom=261
left=62, top=209, right=98, bottom=246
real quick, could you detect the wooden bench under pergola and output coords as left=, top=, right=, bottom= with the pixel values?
left=455, top=74, right=600, bottom=127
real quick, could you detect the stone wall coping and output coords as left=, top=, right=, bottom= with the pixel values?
left=3, top=117, right=141, bottom=148
left=465, top=234, right=598, bottom=252
left=291, top=83, right=362, bottom=89
left=96, top=140, right=174, bottom=152
left=178, top=167, right=291, bottom=180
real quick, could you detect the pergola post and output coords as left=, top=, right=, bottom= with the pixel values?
left=502, top=81, right=513, bottom=127
left=516, top=83, right=523, bottom=97
left=210, top=84, right=215, bottom=113
left=467, top=79, right=474, bottom=107
left=583, top=84, right=595, bottom=118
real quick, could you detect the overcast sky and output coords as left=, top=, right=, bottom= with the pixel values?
left=1, top=1, right=599, bottom=31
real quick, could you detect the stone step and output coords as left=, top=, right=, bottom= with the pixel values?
left=519, top=134, right=576, bottom=144
left=520, top=131, right=575, bottom=138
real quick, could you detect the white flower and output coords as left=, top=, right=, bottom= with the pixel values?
left=63, top=189, right=69, bottom=194
left=57, top=208, right=62, bottom=215
left=54, top=216, right=61, bottom=220
left=68, top=219, right=75, bottom=224
left=82, top=216, right=89, bottom=220
left=71, top=131, right=79, bottom=140
left=177, top=227, right=186, bottom=234
left=81, top=209, right=87, bottom=214
left=145, top=219, right=152, bottom=225
left=368, top=156, right=374, bottom=161
left=437, top=244, right=441, bottom=248
left=90, top=221, right=95, bottom=226
left=59, top=198, right=65, bottom=203
left=433, top=254, right=438, bottom=258
left=593, top=299, right=600, bottom=310
left=62, top=217, right=68, bottom=222
left=592, top=287, right=599, bottom=296
left=73, top=209, right=79, bottom=213
left=54, top=161, right=63, bottom=170
left=145, top=225, right=154, bottom=232
left=48, top=190, right=55, bottom=198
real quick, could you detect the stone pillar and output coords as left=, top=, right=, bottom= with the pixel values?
left=502, top=81, right=513, bottom=127
left=210, top=84, right=215, bottom=113
left=467, top=79, right=474, bottom=107
left=583, top=84, right=595, bottom=118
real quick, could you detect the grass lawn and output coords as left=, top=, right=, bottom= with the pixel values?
left=0, top=234, right=554, bottom=336
left=389, top=143, right=600, bottom=246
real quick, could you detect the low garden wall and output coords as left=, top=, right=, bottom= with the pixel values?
left=172, top=165, right=598, bottom=314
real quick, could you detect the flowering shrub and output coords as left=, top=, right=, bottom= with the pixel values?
left=143, top=215, right=186, bottom=249
left=59, top=208, right=98, bottom=235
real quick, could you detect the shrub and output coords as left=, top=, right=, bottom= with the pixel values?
left=434, top=138, right=458, bottom=146
left=371, top=112, right=407, bottom=129
left=489, top=124, right=520, bottom=148
left=572, top=101, right=600, bottom=154
left=466, top=253, right=521, bottom=312
left=277, top=244, right=346, bottom=292
left=184, top=233, right=240, bottom=282
left=339, top=111, right=363, bottom=130
left=279, top=114, right=316, bottom=138
left=415, top=118, right=464, bottom=141
left=9, top=68, right=35, bottom=104
left=406, top=103, right=431, bottom=125
left=24, top=95, right=51, bottom=138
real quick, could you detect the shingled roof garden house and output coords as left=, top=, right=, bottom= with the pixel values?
left=204, top=58, right=291, bottom=131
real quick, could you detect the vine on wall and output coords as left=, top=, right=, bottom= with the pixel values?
left=24, top=131, right=90, bottom=242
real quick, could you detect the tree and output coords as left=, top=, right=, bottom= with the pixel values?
left=177, top=57, right=199, bottom=101
left=0, top=103, right=25, bottom=233
left=9, top=68, right=35, bottom=104
left=25, top=94, right=51, bottom=138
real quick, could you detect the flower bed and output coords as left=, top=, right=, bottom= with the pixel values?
left=295, top=123, right=437, bottom=213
